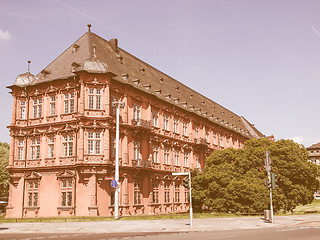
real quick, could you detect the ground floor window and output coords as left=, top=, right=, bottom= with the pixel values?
left=60, top=179, right=73, bottom=207
left=184, top=188, right=189, bottom=203
left=110, top=191, right=115, bottom=206
left=134, top=182, right=142, bottom=205
left=27, top=180, right=39, bottom=207
left=174, top=184, right=180, bottom=203
left=164, top=183, right=170, bottom=203
left=152, top=182, right=159, bottom=204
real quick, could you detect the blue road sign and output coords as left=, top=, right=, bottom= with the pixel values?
left=111, top=180, right=118, bottom=188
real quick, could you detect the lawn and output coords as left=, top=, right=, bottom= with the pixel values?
left=293, top=199, right=320, bottom=214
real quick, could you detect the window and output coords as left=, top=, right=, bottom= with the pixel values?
left=134, top=182, right=142, bottom=205
left=31, top=138, right=40, bottom=160
left=220, top=137, right=224, bottom=147
left=174, top=184, right=180, bottom=203
left=111, top=96, right=119, bottom=115
left=195, top=153, right=200, bottom=169
left=110, top=136, right=115, bottom=159
left=88, top=88, right=101, bottom=110
left=133, top=141, right=141, bottom=160
left=50, top=96, right=56, bottom=116
left=213, top=134, right=217, bottom=145
left=48, top=137, right=54, bottom=158
left=205, top=131, right=209, bottom=143
left=184, top=188, right=189, bottom=203
left=110, top=191, right=115, bottom=206
left=61, top=179, right=73, bottom=207
left=183, top=122, right=188, bottom=136
left=64, top=93, right=74, bottom=114
left=183, top=152, right=189, bottom=167
left=152, top=182, right=159, bottom=204
left=133, top=104, right=140, bottom=121
left=164, top=147, right=170, bottom=165
left=152, top=110, right=158, bottom=127
left=152, top=145, right=159, bottom=163
left=33, top=99, right=42, bottom=118
left=194, top=126, right=199, bottom=140
left=163, top=115, right=169, bottom=130
left=173, top=119, right=179, bottom=133
left=88, top=132, right=101, bottom=154
left=27, top=181, right=39, bottom=207
left=63, top=135, right=73, bottom=157
left=174, top=149, right=179, bottom=166
left=17, top=140, right=24, bottom=160
left=226, top=137, right=230, bottom=148
left=20, top=100, right=26, bottom=119
left=164, top=183, right=170, bottom=203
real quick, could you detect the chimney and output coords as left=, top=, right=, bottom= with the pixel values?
left=109, top=38, right=118, bottom=52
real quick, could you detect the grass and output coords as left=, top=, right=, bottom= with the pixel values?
left=293, top=199, right=320, bottom=214
left=0, top=212, right=255, bottom=223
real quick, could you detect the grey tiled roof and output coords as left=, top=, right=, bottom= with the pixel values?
left=9, top=30, right=264, bottom=139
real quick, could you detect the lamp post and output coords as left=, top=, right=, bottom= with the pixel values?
left=172, top=171, right=193, bottom=228
left=266, top=150, right=274, bottom=223
left=112, top=101, right=125, bottom=220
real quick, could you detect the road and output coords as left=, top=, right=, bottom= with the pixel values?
left=1, top=227, right=320, bottom=240
left=1, top=215, right=320, bottom=239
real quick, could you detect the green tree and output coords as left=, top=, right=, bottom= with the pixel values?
left=0, top=142, right=10, bottom=201
left=192, top=138, right=319, bottom=213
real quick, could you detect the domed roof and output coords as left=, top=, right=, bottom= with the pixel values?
left=14, top=61, right=37, bottom=87
left=14, top=71, right=37, bottom=87
left=81, top=57, right=108, bottom=73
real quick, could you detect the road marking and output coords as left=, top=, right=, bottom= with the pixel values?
left=277, top=228, right=297, bottom=232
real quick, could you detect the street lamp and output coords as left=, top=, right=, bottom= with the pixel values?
left=112, top=101, right=125, bottom=220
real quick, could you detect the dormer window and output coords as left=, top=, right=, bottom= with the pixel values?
left=143, top=84, right=151, bottom=91
left=40, top=70, right=50, bottom=78
left=122, top=74, right=129, bottom=81
left=159, top=78, right=164, bottom=84
left=72, top=44, right=79, bottom=52
left=164, top=94, right=171, bottom=100
left=71, top=62, right=80, bottom=72
left=132, top=79, right=140, bottom=86
left=181, top=102, right=187, bottom=108
left=155, top=89, right=161, bottom=95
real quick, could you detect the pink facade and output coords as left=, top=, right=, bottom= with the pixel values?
left=6, top=26, right=263, bottom=218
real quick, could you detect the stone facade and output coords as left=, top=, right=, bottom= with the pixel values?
left=6, top=26, right=263, bottom=218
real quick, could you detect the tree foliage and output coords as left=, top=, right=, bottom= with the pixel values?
left=192, top=138, right=319, bottom=213
left=0, top=142, right=10, bottom=200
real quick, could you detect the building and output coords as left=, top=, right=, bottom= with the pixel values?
left=307, top=142, right=320, bottom=166
left=306, top=142, right=320, bottom=198
left=6, top=25, right=264, bottom=218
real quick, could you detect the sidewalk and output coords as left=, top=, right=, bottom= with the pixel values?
left=0, top=214, right=319, bottom=234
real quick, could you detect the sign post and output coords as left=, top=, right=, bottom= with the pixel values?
left=172, top=171, right=193, bottom=228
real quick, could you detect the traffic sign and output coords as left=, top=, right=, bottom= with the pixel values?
left=172, top=172, right=188, bottom=176
left=105, top=177, right=114, bottom=180
left=111, top=180, right=118, bottom=188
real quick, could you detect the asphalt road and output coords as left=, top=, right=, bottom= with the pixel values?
left=1, top=227, right=320, bottom=240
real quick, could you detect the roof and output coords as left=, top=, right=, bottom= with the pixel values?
left=307, top=142, right=320, bottom=150
left=9, top=27, right=264, bottom=139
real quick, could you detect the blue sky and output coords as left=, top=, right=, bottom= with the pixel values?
left=1, top=0, right=320, bottom=147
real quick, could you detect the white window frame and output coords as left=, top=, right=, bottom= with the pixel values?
left=88, top=132, right=101, bottom=155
